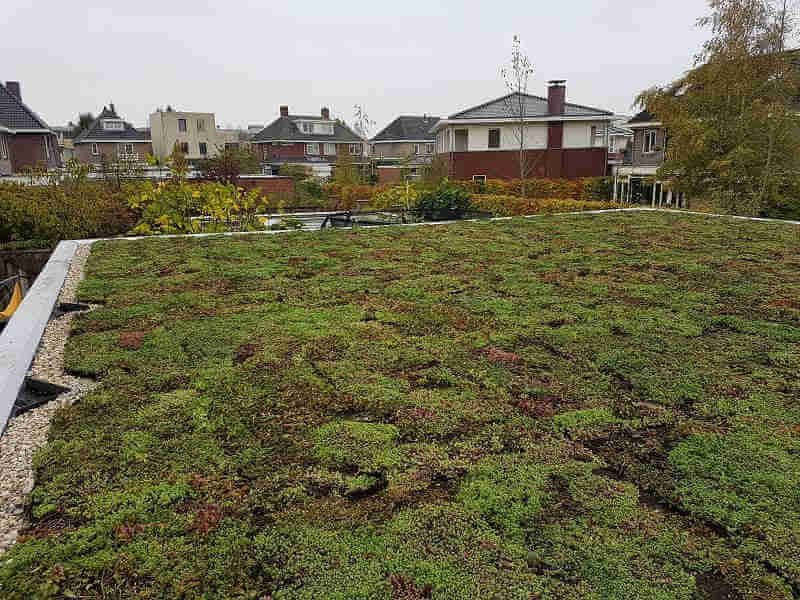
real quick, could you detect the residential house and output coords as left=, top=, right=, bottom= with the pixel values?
left=371, top=115, right=440, bottom=183
left=613, top=110, right=685, bottom=207
left=432, top=81, right=613, bottom=181
left=0, top=81, right=60, bottom=175
left=150, top=108, right=242, bottom=162
left=73, top=105, right=152, bottom=166
left=251, top=106, right=365, bottom=178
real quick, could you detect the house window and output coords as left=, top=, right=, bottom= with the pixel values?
left=643, top=129, right=658, bottom=153
left=180, top=142, right=189, bottom=154
left=0, top=135, right=8, bottom=159
left=91, top=142, right=100, bottom=156
left=197, top=119, right=205, bottom=131
left=609, top=137, right=617, bottom=153
left=414, top=144, right=421, bottom=155
left=472, top=175, right=487, bottom=185
left=306, top=143, right=320, bottom=155
left=44, top=136, right=53, bottom=160
left=118, top=143, right=134, bottom=156
left=199, top=142, right=208, bottom=155
left=425, top=143, right=434, bottom=154
left=300, top=122, right=313, bottom=134
left=349, top=143, right=362, bottom=155
left=324, top=143, right=336, bottom=156
left=178, top=118, right=187, bottom=133
left=315, top=123, right=335, bottom=135
left=488, top=129, right=501, bottom=149
left=102, top=120, right=124, bottom=131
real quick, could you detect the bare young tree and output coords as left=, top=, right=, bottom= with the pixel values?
left=501, top=35, right=536, bottom=197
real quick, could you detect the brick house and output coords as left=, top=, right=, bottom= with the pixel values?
left=250, top=106, right=365, bottom=178
left=0, top=81, right=60, bottom=175
left=371, top=115, right=440, bottom=184
left=612, top=110, right=686, bottom=207
left=433, top=81, right=613, bottom=181
left=73, top=104, right=152, bottom=166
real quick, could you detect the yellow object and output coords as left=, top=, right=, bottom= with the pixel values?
left=0, top=281, right=23, bottom=321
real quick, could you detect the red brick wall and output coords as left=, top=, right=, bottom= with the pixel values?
left=446, top=148, right=607, bottom=180
left=237, top=176, right=295, bottom=196
left=257, top=142, right=360, bottom=162
left=8, top=133, right=60, bottom=171
left=377, top=167, right=403, bottom=185
left=74, top=142, right=153, bottom=165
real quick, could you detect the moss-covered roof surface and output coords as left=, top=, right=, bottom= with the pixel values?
left=3, top=213, right=800, bottom=599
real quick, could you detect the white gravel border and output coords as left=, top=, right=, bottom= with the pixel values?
left=0, top=244, right=93, bottom=554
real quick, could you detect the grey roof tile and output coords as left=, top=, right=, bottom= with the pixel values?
left=73, top=105, right=150, bottom=143
left=449, top=92, right=613, bottom=120
left=251, top=115, right=362, bottom=143
left=372, top=116, right=440, bottom=142
left=0, top=82, right=50, bottom=130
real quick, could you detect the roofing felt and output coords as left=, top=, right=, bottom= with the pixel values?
left=0, top=82, right=50, bottom=130
left=449, top=92, right=613, bottom=120
left=372, top=116, right=440, bottom=142
left=251, top=115, right=363, bottom=143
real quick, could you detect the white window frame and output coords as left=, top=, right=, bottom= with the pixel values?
left=199, top=142, right=208, bottom=155
left=643, top=129, right=658, bottom=154
left=91, top=142, right=100, bottom=156
left=324, top=143, right=336, bottom=156
left=609, top=136, right=617, bottom=153
left=178, top=118, right=187, bottom=133
left=472, top=175, right=487, bottom=184
left=118, top=142, right=135, bottom=157
left=0, top=135, right=8, bottom=160
left=349, top=143, right=362, bottom=155
left=425, top=143, right=435, bottom=154
left=306, top=143, right=320, bottom=155
left=43, top=136, right=53, bottom=160
left=180, top=142, right=189, bottom=154
left=102, top=120, right=124, bottom=131
left=197, top=119, right=205, bottom=131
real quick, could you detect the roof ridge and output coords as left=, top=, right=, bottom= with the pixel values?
left=0, top=82, right=50, bottom=131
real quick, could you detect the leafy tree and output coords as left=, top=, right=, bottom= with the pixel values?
left=278, top=164, right=311, bottom=181
left=71, top=113, right=95, bottom=137
left=333, top=146, right=361, bottom=185
left=198, top=146, right=259, bottom=185
left=639, top=0, right=800, bottom=216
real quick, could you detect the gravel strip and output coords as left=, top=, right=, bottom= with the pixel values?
left=0, top=243, right=93, bottom=554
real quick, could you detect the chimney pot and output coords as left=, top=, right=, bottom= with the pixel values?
left=547, top=80, right=566, bottom=116
left=321, top=107, right=330, bottom=120
left=5, top=81, right=21, bottom=101
left=280, top=105, right=289, bottom=117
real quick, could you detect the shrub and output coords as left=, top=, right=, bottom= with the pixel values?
left=322, top=183, right=381, bottom=210
left=470, top=194, right=620, bottom=217
left=0, top=177, right=137, bottom=245
left=416, top=183, right=472, bottom=220
left=451, top=177, right=614, bottom=201
left=371, top=184, right=419, bottom=210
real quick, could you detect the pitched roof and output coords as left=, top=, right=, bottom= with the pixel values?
left=73, top=104, right=151, bottom=143
left=0, top=82, right=50, bottom=131
left=449, top=92, right=613, bottom=120
left=609, top=124, right=634, bottom=136
left=628, top=110, right=658, bottom=124
left=372, top=116, right=440, bottom=142
left=251, top=114, right=363, bottom=143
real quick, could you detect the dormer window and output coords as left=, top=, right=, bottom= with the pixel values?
left=298, top=121, right=334, bottom=135
left=102, top=119, right=124, bottom=131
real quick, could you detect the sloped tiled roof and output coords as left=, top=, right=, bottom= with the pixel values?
left=449, top=92, right=613, bottom=120
left=73, top=105, right=151, bottom=143
left=628, top=110, right=657, bottom=124
left=0, top=82, right=50, bottom=130
left=251, top=114, right=362, bottom=143
left=372, top=116, right=440, bottom=142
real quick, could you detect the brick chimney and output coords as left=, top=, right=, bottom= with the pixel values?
left=547, top=80, right=566, bottom=115
left=280, top=105, right=289, bottom=117
left=321, top=107, right=330, bottom=120
left=5, top=81, right=21, bottom=101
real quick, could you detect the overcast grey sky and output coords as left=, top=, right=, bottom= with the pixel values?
left=5, top=0, right=710, bottom=133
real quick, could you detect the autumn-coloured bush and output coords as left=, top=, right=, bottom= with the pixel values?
left=470, top=194, right=620, bottom=217
left=451, top=177, right=614, bottom=201
left=0, top=177, right=137, bottom=244
left=322, top=183, right=384, bottom=210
